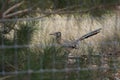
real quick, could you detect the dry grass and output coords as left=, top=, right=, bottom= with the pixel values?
left=30, top=13, right=120, bottom=80
left=1, top=13, right=119, bottom=80
left=33, top=14, right=119, bottom=41
left=32, top=13, right=120, bottom=55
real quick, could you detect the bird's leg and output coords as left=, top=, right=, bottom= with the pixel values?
left=63, top=50, right=70, bottom=56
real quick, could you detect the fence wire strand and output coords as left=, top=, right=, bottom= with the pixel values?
left=0, top=0, right=120, bottom=80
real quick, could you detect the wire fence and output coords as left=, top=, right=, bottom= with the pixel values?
left=0, top=0, right=120, bottom=80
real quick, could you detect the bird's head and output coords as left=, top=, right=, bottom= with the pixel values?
left=49, top=32, right=61, bottom=38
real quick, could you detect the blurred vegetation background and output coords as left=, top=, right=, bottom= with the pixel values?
left=0, top=0, right=120, bottom=80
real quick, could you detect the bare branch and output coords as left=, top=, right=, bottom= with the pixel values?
left=34, top=3, right=120, bottom=14
left=3, top=1, right=24, bottom=16
left=0, top=3, right=119, bottom=22
left=3, top=8, right=31, bottom=18
left=0, top=75, right=13, bottom=80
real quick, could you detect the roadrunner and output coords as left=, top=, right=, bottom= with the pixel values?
left=50, top=28, right=101, bottom=65
left=50, top=28, right=101, bottom=50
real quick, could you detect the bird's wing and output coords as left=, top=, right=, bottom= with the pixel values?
left=77, top=28, right=101, bottom=41
left=61, top=39, right=79, bottom=49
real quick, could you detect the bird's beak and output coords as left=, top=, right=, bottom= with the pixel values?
left=49, top=33, right=54, bottom=35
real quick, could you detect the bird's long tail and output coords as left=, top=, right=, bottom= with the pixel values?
left=79, top=28, right=102, bottom=41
